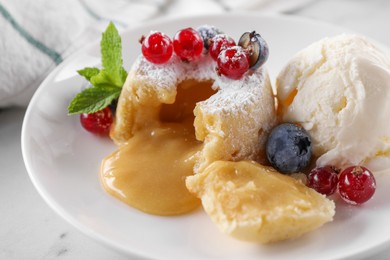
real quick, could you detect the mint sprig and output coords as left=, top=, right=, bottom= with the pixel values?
left=68, top=22, right=127, bottom=115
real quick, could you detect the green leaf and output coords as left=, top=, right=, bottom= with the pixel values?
left=89, top=69, right=127, bottom=88
left=77, top=67, right=100, bottom=81
left=101, top=21, right=123, bottom=86
left=90, top=70, right=115, bottom=88
left=68, top=22, right=128, bottom=115
left=68, top=85, right=121, bottom=115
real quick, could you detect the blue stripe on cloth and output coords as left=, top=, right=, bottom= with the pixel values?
left=0, top=3, right=63, bottom=65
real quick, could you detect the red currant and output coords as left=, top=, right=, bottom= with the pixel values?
left=173, top=28, right=203, bottom=61
left=338, top=166, right=376, bottom=205
left=80, top=107, right=113, bottom=135
left=307, top=166, right=339, bottom=196
left=217, top=46, right=249, bottom=80
left=141, top=31, right=173, bottom=64
left=209, top=34, right=236, bottom=61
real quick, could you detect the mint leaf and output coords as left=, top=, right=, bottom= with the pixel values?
left=68, top=85, right=121, bottom=115
left=77, top=67, right=100, bottom=81
left=101, top=22, right=125, bottom=86
left=90, top=69, right=123, bottom=88
left=68, top=22, right=128, bottom=115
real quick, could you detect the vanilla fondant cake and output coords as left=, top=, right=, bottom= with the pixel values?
left=111, top=53, right=276, bottom=173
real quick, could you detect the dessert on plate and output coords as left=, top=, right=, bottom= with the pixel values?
left=69, top=23, right=386, bottom=244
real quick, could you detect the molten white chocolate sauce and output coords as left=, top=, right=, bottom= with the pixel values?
left=100, top=80, right=216, bottom=215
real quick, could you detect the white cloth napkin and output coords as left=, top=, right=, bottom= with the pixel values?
left=0, top=0, right=313, bottom=107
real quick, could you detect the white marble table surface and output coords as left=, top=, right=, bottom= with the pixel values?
left=2, top=0, right=390, bottom=259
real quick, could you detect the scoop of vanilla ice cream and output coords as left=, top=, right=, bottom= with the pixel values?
left=276, top=34, right=390, bottom=172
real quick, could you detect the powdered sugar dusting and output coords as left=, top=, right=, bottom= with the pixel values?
left=196, top=25, right=221, bottom=38
left=204, top=65, right=269, bottom=113
left=133, top=52, right=266, bottom=105
left=133, top=54, right=215, bottom=92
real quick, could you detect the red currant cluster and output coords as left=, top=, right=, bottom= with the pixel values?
left=307, top=165, right=376, bottom=205
left=140, top=28, right=203, bottom=64
left=140, top=26, right=269, bottom=80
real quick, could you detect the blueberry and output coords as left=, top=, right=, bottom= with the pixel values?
left=196, top=25, right=223, bottom=50
left=266, top=123, right=312, bottom=174
left=238, top=31, right=269, bottom=69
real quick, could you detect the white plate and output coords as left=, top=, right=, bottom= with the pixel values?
left=22, top=13, right=390, bottom=260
